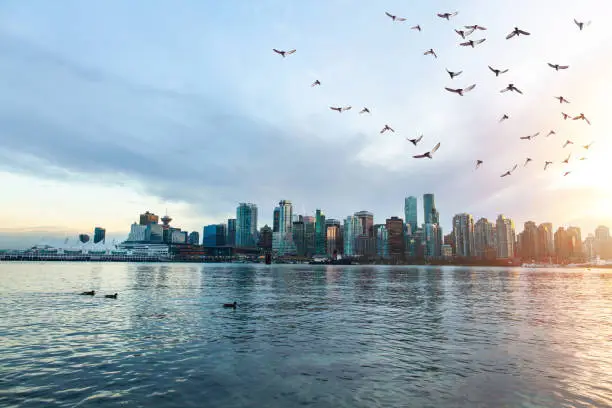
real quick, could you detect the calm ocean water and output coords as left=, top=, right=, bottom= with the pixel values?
left=0, top=263, right=610, bottom=408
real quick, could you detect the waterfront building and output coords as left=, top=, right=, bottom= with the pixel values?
left=93, top=227, right=106, bottom=244
left=354, top=211, right=375, bottom=257
left=146, top=223, right=163, bottom=243
left=474, top=218, right=496, bottom=259
left=343, top=215, right=360, bottom=256
left=538, top=223, right=554, bottom=258
left=272, top=200, right=297, bottom=256
left=375, top=224, right=389, bottom=259
left=236, top=203, right=258, bottom=248
left=423, top=194, right=436, bottom=224
left=292, top=219, right=306, bottom=256
left=423, top=223, right=440, bottom=258
left=169, top=228, right=186, bottom=244
left=258, top=225, right=273, bottom=250
left=404, top=196, right=418, bottom=233
left=441, top=244, right=453, bottom=259
left=453, top=213, right=475, bottom=258
left=386, top=217, right=404, bottom=261
left=273, top=207, right=280, bottom=233
left=325, top=219, right=343, bottom=256
left=584, top=234, right=596, bottom=260
left=518, top=221, right=539, bottom=260
left=567, top=227, right=583, bottom=256
left=315, top=209, right=327, bottom=256
left=127, top=223, right=147, bottom=242
left=203, top=224, right=227, bottom=247
left=226, top=219, right=236, bottom=247
left=139, top=211, right=159, bottom=226
left=594, top=225, right=612, bottom=259
left=496, top=215, right=516, bottom=259
left=303, top=216, right=316, bottom=256
left=188, top=231, right=200, bottom=245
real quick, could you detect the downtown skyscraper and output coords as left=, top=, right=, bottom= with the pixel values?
left=273, top=200, right=297, bottom=256
left=496, top=214, right=516, bottom=259
left=404, top=196, right=418, bottom=234
left=453, top=213, right=476, bottom=258
left=236, top=203, right=258, bottom=248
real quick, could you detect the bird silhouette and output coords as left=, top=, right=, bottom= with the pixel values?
left=499, top=114, right=509, bottom=122
left=273, top=49, right=296, bottom=58
left=406, top=135, right=424, bottom=146
left=411, top=25, right=422, bottom=31
left=455, top=28, right=475, bottom=39
left=311, top=80, right=321, bottom=87
left=548, top=63, right=569, bottom=71
left=574, top=19, right=591, bottom=31
left=524, top=158, right=533, bottom=167
left=385, top=12, right=407, bottom=21
left=330, top=106, right=352, bottom=113
left=380, top=124, right=395, bottom=134
left=488, top=66, right=509, bottom=76
left=563, top=171, right=571, bottom=177
left=359, top=107, right=371, bottom=114
left=573, top=113, right=591, bottom=125
left=520, top=132, right=539, bottom=140
left=466, top=24, right=487, bottom=31
left=413, top=142, right=441, bottom=159
left=546, top=130, right=556, bottom=137
left=554, top=96, right=570, bottom=104
left=579, top=157, right=588, bottom=161
left=562, top=140, right=574, bottom=148
left=424, top=49, right=438, bottom=58
left=506, top=27, right=530, bottom=39
left=500, top=164, right=518, bottom=177
left=562, top=153, right=571, bottom=164
left=476, top=160, right=483, bottom=169
left=445, top=84, right=476, bottom=96
left=561, top=112, right=572, bottom=120
left=501, top=84, right=523, bottom=94
left=437, top=12, right=459, bottom=20
left=544, top=161, right=553, bottom=170
left=460, top=38, right=486, bottom=47
left=583, top=142, right=594, bottom=149
left=446, top=68, right=463, bottom=79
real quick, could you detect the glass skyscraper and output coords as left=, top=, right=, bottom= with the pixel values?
left=404, top=196, right=418, bottom=233
left=423, top=194, right=436, bottom=225
left=236, top=203, right=258, bottom=248
left=315, top=209, right=326, bottom=255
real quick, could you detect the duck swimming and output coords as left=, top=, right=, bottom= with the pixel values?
left=105, top=293, right=118, bottom=299
left=223, top=302, right=237, bottom=309
left=80, top=290, right=95, bottom=296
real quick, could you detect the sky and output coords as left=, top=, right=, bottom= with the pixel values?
left=0, top=0, right=611, bottom=249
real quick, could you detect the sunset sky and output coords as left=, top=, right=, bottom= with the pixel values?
left=0, top=0, right=611, bottom=248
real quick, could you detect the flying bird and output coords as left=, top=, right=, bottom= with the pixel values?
left=573, top=113, right=591, bottom=125
left=561, top=112, right=572, bottom=120
left=437, top=12, right=459, bottom=20
left=466, top=24, right=487, bottom=31
left=455, top=28, right=475, bottom=39
left=413, top=142, right=441, bottom=159
left=359, top=107, right=370, bottom=114
left=506, top=27, right=531, bottom=39
left=562, top=154, right=571, bottom=164
left=579, top=157, right=588, bottom=161
left=330, top=106, right=352, bottom=113
left=520, top=132, right=539, bottom=140
left=544, top=161, right=553, bottom=170
left=563, top=171, right=571, bottom=177
left=574, top=19, right=591, bottom=31
left=548, top=63, right=569, bottom=71
left=499, top=114, right=509, bottom=122
left=524, top=157, right=533, bottom=167
left=500, top=83, right=523, bottom=94
left=385, top=12, right=407, bottom=22
left=583, top=142, right=594, bottom=149
left=562, top=140, right=574, bottom=148
left=444, top=84, right=476, bottom=96
left=311, top=80, right=321, bottom=87
left=406, top=135, right=424, bottom=146
left=546, top=130, right=556, bottom=137
left=273, top=49, right=296, bottom=58
left=424, top=49, right=438, bottom=58
left=500, top=164, right=518, bottom=178
left=554, top=96, right=570, bottom=104
left=446, top=68, right=463, bottom=79
left=380, top=124, right=395, bottom=134
left=460, top=38, right=486, bottom=48
left=475, top=160, right=483, bottom=169
left=488, top=66, right=509, bottom=77
left=411, top=25, right=422, bottom=31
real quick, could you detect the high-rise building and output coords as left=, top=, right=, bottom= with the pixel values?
left=146, top=223, right=163, bottom=243
left=303, top=216, right=316, bottom=256
left=424, top=223, right=440, bottom=258
left=188, top=231, right=200, bottom=245
left=519, top=221, right=539, bottom=260
left=584, top=234, right=596, bottom=260
left=453, top=213, right=475, bottom=258
left=375, top=224, right=389, bottom=259
left=292, top=219, right=306, bottom=256
left=127, top=223, right=147, bottom=242
left=236, top=203, right=258, bottom=248
left=273, top=207, right=280, bottom=233
left=595, top=225, right=610, bottom=241
left=423, top=194, right=436, bottom=224
left=203, top=224, right=227, bottom=247
left=272, top=200, right=297, bottom=256
left=226, top=219, right=236, bottom=247
left=474, top=218, right=496, bottom=259
left=594, top=225, right=612, bottom=259
left=354, top=211, right=375, bottom=257
left=315, top=209, right=327, bottom=256
left=257, top=225, right=273, bottom=250
left=343, top=215, right=360, bottom=256
left=139, top=211, right=159, bottom=226
left=325, top=219, right=342, bottom=256
left=567, top=227, right=583, bottom=257
left=496, top=214, right=516, bottom=259
left=93, top=227, right=106, bottom=244
left=386, top=217, right=405, bottom=261
left=554, top=227, right=570, bottom=261
left=404, top=196, right=418, bottom=233
left=538, top=223, right=554, bottom=257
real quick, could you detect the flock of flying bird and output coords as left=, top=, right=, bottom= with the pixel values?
left=272, top=11, right=594, bottom=179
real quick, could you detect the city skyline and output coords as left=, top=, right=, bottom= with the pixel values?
left=1, top=1, right=611, bottom=248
